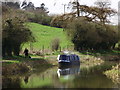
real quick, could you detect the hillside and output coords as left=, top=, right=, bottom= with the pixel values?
left=23, top=22, right=73, bottom=51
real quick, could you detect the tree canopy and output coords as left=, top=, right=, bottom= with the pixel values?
left=2, top=5, right=35, bottom=57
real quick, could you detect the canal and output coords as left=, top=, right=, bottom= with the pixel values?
left=2, top=61, right=119, bottom=88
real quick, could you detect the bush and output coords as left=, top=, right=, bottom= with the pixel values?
left=50, top=15, right=65, bottom=28
left=65, top=18, right=118, bottom=51
left=26, top=11, right=52, bottom=26
left=118, top=42, right=120, bottom=50
left=51, top=38, right=60, bottom=51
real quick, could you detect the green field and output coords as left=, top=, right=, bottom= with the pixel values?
left=23, top=22, right=73, bottom=51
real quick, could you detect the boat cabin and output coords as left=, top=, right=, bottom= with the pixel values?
left=57, top=54, right=80, bottom=64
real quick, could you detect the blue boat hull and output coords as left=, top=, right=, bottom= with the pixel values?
left=59, top=61, right=80, bottom=67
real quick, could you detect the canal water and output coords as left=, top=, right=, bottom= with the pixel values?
left=2, top=61, right=119, bottom=88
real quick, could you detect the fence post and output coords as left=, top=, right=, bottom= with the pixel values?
left=67, top=45, right=69, bottom=50
left=59, top=46, right=61, bottom=52
left=30, top=42, right=33, bottom=52
left=48, top=46, right=50, bottom=54
left=42, top=45, right=44, bottom=54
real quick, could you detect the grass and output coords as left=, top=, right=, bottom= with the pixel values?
left=23, top=22, right=73, bottom=50
left=79, top=49, right=120, bottom=56
left=21, top=77, right=52, bottom=88
left=2, top=55, right=53, bottom=76
left=104, top=64, right=120, bottom=84
left=2, top=55, right=46, bottom=65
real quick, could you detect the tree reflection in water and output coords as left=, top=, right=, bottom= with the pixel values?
left=2, top=77, right=21, bottom=88
left=2, top=62, right=119, bottom=88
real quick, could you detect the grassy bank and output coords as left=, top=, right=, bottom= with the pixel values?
left=2, top=56, right=53, bottom=76
left=23, top=22, right=72, bottom=51
left=77, top=50, right=120, bottom=61
left=104, top=64, right=120, bottom=84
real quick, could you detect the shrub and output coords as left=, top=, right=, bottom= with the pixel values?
left=65, top=18, right=118, bottom=51
left=51, top=38, right=60, bottom=51
left=26, top=10, right=52, bottom=26
left=50, top=15, right=65, bottom=28
left=118, top=42, right=120, bottom=50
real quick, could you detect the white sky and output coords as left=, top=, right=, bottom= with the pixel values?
left=19, top=0, right=119, bottom=24
left=23, top=0, right=119, bottom=14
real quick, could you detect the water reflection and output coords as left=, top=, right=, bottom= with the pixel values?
left=2, top=77, right=21, bottom=88
left=24, top=76, right=29, bottom=84
left=2, top=62, right=119, bottom=88
left=57, top=65, right=80, bottom=78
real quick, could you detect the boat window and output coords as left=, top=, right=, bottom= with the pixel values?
left=59, top=55, right=67, bottom=60
left=67, top=56, right=70, bottom=60
left=70, top=55, right=79, bottom=60
left=70, top=55, right=75, bottom=60
left=73, top=55, right=76, bottom=60
left=70, top=55, right=73, bottom=60
left=76, top=56, right=79, bottom=60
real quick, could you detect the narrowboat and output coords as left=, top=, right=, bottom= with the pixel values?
left=57, top=52, right=80, bottom=66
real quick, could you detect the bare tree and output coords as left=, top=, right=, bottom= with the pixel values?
left=94, top=0, right=111, bottom=8
left=94, top=0, right=116, bottom=25
left=52, top=0, right=117, bottom=26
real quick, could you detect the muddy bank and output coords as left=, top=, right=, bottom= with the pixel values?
left=2, top=57, right=54, bottom=88
left=97, top=55, right=120, bottom=61
left=104, top=64, right=120, bottom=84
left=2, top=59, right=53, bottom=76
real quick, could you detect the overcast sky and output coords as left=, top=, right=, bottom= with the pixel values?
left=19, top=0, right=120, bottom=24
left=21, top=0, right=119, bottom=14
left=23, top=0, right=119, bottom=25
